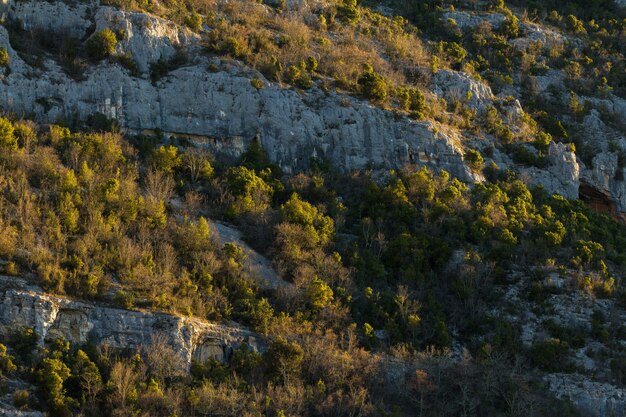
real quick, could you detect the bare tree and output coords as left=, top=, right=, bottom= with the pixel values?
left=144, top=169, right=175, bottom=203
left=143, top=333, right=185, bottom=384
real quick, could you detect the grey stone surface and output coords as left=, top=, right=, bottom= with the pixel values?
left=546, top=373, right=626, bottom=417
left=212, top=221, right=290, bottom=290
left=520, top=142, right=580, bottom=199
left=442, top=11, right=506, bottom=30
left=0, top=276, right=260, bottom=364
left=431, top=69, right=495, bottom=111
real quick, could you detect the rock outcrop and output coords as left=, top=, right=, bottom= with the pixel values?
left=212, top=221, right=290, bottom=291
left=431, top=69, right=495, bottom=112
left=442, top=11, right=506, bottom=31
left=0, top=277, right=260, bottom=364
left=546, top=373, right=626, bottom=417
left=520, top=142, right=580, bottom=200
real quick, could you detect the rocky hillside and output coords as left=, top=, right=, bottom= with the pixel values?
left=0, top=0, right=622, bottom=209
left=0, top=0, right=625, bottom=416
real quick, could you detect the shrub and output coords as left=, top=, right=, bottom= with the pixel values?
left=86, top=29, right=118, bottom=60
left=397, top=87, right=426, bottom=119
left=0, top=47, right=9, bottom=67
left=529, top=338, right=573, bottom=372
left=305, top=56, right=318, bottom=72
left=115, top=290, right=135, bottom=309
left=225, top=166, right=273, bottom=215
left=358, top=65, right=388, bottom=102
left=150, top=145, right=181, bottom=174
left=250, top=78, right=264, bottom=89
left=465, top=149, right=484, bottom=173
left=280, top=193, right=334, bottom=246
left=534, top=132, right=553, bottom=151
left=13, top=390, right=30, bottom=410
left=434, top=41, right=467, bottom=64
left=501, top=15, right=520, bottom=38
left=286, top=65, right=313, bottom=89
left=337, top=0, right=360, bottom=24
left=565, top=15, right=586, bottom=34
left=9, top=327, right=38, bottom=362
left=306, top=277, right=334, bottom=310
left=184, top=12, right=203, bottom=32
left=0, top=344, right=16, bottom=376
left=0, top=117, right=17, bottom=150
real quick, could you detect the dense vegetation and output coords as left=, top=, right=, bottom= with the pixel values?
left=1, top=0, right=626, bottom=416
left=0, top=112, right=623, bottom=416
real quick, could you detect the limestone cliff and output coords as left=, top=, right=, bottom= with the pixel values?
left=0, top=277, right=260, bottom=364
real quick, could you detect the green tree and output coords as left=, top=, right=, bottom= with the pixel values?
left=306, top=276, right=334, bottom=310
left=151, top=145, right=182, bottom=174
left=0, top=344, right=16, bottom=376
left=280, top=193, right=334, bottom=246
left=37, top=357, right=73, bottom=414
left=464, top=149, right=484, bottom=173
left=265, top=337, right=304, bottom=384
left=10, top=327, right=39, bottom=362
left=71, top=350, right=102, bottom=408
left=358, top=65, right=388, bottom=102
left=225, top=166, right=273, bottom=215
left=0, top=117, right=17, bottom=150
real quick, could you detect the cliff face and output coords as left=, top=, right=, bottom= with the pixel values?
left=0, top=1, right=476, bottom=181
left=0, top=277, right=260, bottom=364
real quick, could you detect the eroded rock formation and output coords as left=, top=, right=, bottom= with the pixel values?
left=0, top=277, right=260, bottom=364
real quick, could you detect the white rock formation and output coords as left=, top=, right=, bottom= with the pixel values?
left=431, top=69, right=495, bottom=111
left=546, top=373, right=626, bottom=417
left=0, top=277, right=260, bottom=364
left=442, top=11, right=506, bottom=30
left=520, top=142, right=580, bottom=199
left=94, top=6, right=200, bottom=74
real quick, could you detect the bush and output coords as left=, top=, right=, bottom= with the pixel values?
left=337, top=0, right=360, bottom=24
left=397, top=87, right=426, bottom=119
left=0, top=47, right=9, bottom=68
left=286, top=65, right=313, bottom=89
left=0, top=344, right=16, bottom=376
left=565, top=15, right=586, bottom=34
left=9, top=327, right=38, bottom=362
left=501, top=15, right=520, bottom=38
left=465, top=149, right=484, bottom=173
left=0, top=117, right=17, bottom=150
left=306, top=277, right=334, bottom=310
left=534, top=132, right=553, bottom=151
left=529, top=338, right=573, bottom=372
left=86, top=29, right=118, bottom=60
left=13, top=390, right=30, bottom=410
left=184, top=12, right=203, bottom=32
left=250, top=78, right=264, bottom=90
left=358, top=65, right=388, bottom=102
left=280, top=193, right=334, bottom=246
